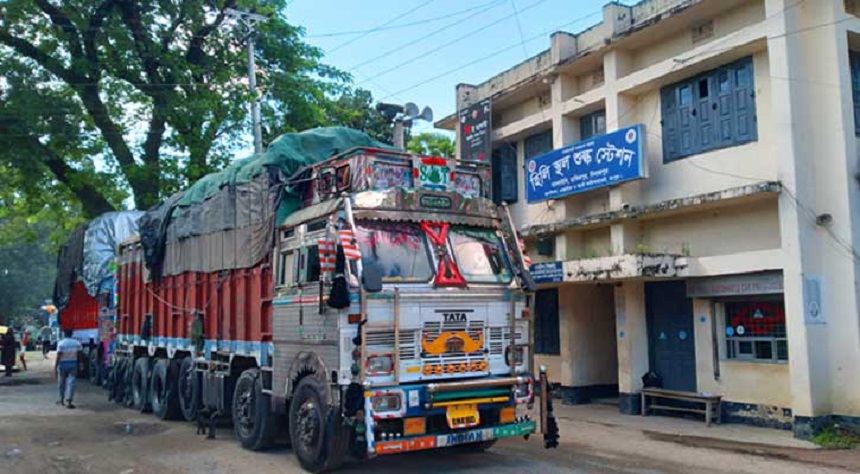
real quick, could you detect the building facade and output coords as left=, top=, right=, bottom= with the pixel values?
left=437, top=0, right=860, bottom=437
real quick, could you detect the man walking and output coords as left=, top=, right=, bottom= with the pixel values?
left=18, top=330, right=29, bottom=371
left=55, top=329, right=82, bottom=409
left=1, top=327, right=15, bottom=377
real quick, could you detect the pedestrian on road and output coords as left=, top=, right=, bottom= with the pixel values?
left=39, top=326, right=51, bottom=359
left=18, top=331, right=29, bottom=371
left=2, top=327, right=15, bottom=377
left=55, top=329, right=82, bottom=409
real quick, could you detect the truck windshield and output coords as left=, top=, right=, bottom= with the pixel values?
left=355, top=221, right=433, bottom=282
left=449, top=226, right=513, bottom=284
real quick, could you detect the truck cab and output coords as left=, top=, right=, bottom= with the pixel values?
left=269, top=147, right=540, bottom=470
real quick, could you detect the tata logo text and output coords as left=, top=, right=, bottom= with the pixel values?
left=443, top=312, right=467, bottom=323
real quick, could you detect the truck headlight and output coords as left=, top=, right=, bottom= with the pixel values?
left=371, top=393, right=402, bottom=413
left=366, top=354, right=394, bottom=375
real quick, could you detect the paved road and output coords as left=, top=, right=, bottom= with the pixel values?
left=1, top=359, right=857, bottom=474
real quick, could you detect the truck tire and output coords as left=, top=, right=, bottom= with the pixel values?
left=150, top=358, right=181, bottom=420
left=178, top=356, right=200, bottom=422
left=289, top=376, right=348, bottom=473
left=132, top=357, right=152, bottom=413
left=232, top=368, right=280, bottom=450
left=112, top=358, right=128, bottom=406
left=123, top=358, right=135, bottom=408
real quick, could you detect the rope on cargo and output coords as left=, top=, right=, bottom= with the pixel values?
left=144, top=274, right=224, bottom=316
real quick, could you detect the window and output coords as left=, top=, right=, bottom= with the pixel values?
left=534, top=288, right=560, bottom=355
left=300, top=245, right=321, bottom=283
left=850, top=51, right=860, bottom=135
left=449, top=226, right=513, bottom=284
left=580, top=110, right=606, bottom=140
left=354, top=221, right=433, bottom=282
left=661, top=56, right=757, bottom=162
left=492, top=144, right=518, bottom=204
left=276, top=250, right=295, bottom=287
left=525, top=129, right=553, bottom=159
left=725, top=300, right=787, bottom=362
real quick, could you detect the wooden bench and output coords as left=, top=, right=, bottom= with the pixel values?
left=640, top=388, right=722, bottom=426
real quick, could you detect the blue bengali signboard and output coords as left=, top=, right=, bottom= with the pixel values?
left=529, top=261, right=564, bottom=284
left=526, top=124, right=647, bottom=203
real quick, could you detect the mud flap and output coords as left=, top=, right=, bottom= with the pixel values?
left=539, top=366, right=559, bottom=449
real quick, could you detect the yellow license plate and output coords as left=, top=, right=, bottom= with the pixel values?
left=446, top=403, right=480, bottom=430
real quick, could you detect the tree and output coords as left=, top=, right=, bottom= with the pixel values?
left=406, top=132, right=455, bottom=157
left=0, top=223, right=57, bottom=323
left=323, top=87, right=394, bottom=144
left=0, top=0, right=348, bottom=214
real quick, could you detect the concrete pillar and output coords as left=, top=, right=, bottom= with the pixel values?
left=766, top=0, right=860, bottom=437
left=604, top=50, right=642, bottom=254
left=454, top=83, right=478, bottom=161
left=615, top=281, right=648, bottom=414
left=602, top=3, right=633, bottom=38
left=550, top=31, right=577, bottom=65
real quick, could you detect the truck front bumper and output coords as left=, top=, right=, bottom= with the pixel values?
left=374, top=420, right=536, bottom=455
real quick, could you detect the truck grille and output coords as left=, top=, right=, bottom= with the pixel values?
left=421, top=319, right=485, bottom=363
left=365, top=330, right=418, bottom=360
left=489, top=327, right=523, bottom=355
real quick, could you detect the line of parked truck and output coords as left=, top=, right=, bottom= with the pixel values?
left=52, top=127, right=558, bottom=472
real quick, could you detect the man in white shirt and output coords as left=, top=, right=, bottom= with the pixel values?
left=55, top=329, right=82, bottom=409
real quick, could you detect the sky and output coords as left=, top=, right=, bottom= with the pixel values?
left=287, top=0, right=628, bottom=134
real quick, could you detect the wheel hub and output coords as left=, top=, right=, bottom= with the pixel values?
left=297, top=400, right=321, bottom=451
left=237, top=388, right=254, bottom=435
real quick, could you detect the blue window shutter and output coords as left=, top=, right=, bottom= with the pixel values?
left=492, top=145, right=519, bottom=204
left=661, top=86, right=679, bottom=161
left=525, top=129, right=553, bottom=159
left=716, top=67, right=735, bottom=147
left=733, top=58, right=757, bottom=143
left=677, top=81, right=698, bottom=158
left=696, top=75, right=716, bottom=152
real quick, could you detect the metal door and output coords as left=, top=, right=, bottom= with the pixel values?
left=646, top=281, right=696, bottom=392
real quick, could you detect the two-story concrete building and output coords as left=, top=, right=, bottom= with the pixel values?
left=437, top=0, right=860, bottom=437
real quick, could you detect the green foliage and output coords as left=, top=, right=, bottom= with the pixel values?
left=406, top=132, right=455, bottom=157
left=0, top=0, right=362, bottom=218
left=0, top=222, right=57, bottom=323
left=321, top=88, right=394, bottom=144
left=811, top=426, right=860, bottom=450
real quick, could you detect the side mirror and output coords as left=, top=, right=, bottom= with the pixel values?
left=362, top=263, right=383, bottom=293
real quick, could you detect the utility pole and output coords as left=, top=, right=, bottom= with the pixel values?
left=226, top=8, right=269, bottom=154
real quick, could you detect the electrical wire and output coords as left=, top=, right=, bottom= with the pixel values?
left=324, top=0, right=436, bottom=55
left=510, top=0, right=530, bottom=59
left=358, top=0, right=552, bottom=86
left=306, top=1, right=502, bottom=38
left=346, top=0, right=505, bottom=72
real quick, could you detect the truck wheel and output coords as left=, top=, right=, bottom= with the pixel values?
left=132, top=357, right=152, bottom=413
left=289, top=376, right=348, bottom=473
left=150, top=358, right=181, bottom=420
left=123, top=358, right=135, bottom=408
left=232, top=368, right=279, bottom=450
left=178, top=356, right=200, bottom=422
left=112, top=358, right=127, bottom=405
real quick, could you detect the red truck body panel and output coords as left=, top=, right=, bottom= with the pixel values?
left=116, top=241, right=273, bottom=353
left=59, top=281, right=99, bottom=341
